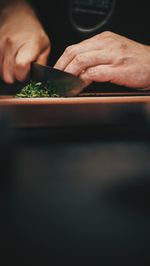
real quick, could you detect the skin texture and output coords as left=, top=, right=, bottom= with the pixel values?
left=0, top=0, right=50, bottom=83
left=55, top=31, right=150, bottom=90
left=0, top=1, right=149, bottom=90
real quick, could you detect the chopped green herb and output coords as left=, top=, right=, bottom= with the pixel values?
left=16, top=81, right=62, bottom=98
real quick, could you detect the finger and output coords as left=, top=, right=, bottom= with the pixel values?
left=79, top=78, right=92, bottom=88
left=1, top=40, right=16, bottom=83
left=0, top=42, right=4, bottom=77
left=2, top=50, right=16, bottom=84
left=14, top=43, right=44, bottom=81
left=54, top=38, right=107, bottom=71
left=36, top=46, right=51, bottom=65
left=64, top=50, right=113, bottom=76
left=0, top=50, right=4, bottom=80
left=80, top=65, right=115, bottom=83
left=54, top=31, right=119, bottom=71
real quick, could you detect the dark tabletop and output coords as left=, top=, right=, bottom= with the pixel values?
left=0, top=122, right=150, bottom=266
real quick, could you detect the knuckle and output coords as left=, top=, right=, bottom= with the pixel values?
left=100, top=31, right=119, bottom=44
left=87, top=67, right=97, bottom=78
left=15, top=59, right=28, bottom=70
left=112, top=40, right=127, bottom=55
left=38, top=31, right=50, bottom=43
left=64, top=45, right=77, bottom=57
left=44, top=35, right=51, bottom=46
left=74, top=54, right=85, bottom=66
left=100, top=31, right=112, bottom=38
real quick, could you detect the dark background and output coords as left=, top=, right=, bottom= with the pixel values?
left=29, top=0, right=150, bottom=93
left=1, top=125, right=150, bottom=266
left=0, top=2, right=150, bottom=265
left=30, top=0, right=150, bottom=64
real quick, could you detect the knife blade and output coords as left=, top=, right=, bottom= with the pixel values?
left=31, top=62, right=85, bottom=97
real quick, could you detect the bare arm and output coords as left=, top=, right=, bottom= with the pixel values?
left=0, top=0, right=50, bottom=83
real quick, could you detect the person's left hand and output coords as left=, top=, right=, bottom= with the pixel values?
left=54, top=31, right=150, bottom=90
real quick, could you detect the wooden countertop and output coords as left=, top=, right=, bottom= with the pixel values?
left=1, top=95, right=150, bottom=128
left=1, top=95, right=150, bottom=105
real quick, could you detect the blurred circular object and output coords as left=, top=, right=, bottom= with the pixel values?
left=69, top=0, right=116, bottom=33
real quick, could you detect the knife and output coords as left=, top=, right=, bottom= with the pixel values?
left=31, top=62, right=85, bottom=97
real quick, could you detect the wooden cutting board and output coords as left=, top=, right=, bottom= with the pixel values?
left=1, top=95, right=150, bottom=128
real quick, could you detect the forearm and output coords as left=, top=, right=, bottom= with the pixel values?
left=0, top=0, right=29, bottom=11
left=0, top=0, right=43, bottom=35
left=0, top=0, right=36, bottom=20
left=0, top=0, right=35, bottom=8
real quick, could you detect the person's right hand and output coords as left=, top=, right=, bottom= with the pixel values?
left=0, top=1, right=50, bottom=83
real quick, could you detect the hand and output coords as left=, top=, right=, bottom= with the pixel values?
left=55, top=31, right=150, bottom=90
left=0, top=1, right=50, bottom=83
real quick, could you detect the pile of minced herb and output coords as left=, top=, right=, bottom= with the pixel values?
left=16, top=81, right=62, bottom=98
